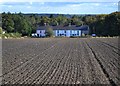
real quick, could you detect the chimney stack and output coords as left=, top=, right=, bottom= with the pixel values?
left=69, top=23, right=71, bottom=27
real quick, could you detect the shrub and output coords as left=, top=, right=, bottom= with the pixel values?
left=45, top=28, right=54, bottom=37
left=2, top=32, right=22, bottom=38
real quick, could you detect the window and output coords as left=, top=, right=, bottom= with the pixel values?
left=77, top=31, right=79, bottom=35
left=57, top=30, right=59, bottom=33
left=65, top=30, right=66, bottom=33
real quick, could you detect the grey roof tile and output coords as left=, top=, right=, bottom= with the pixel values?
left=37, top=25, right=89, bottom=30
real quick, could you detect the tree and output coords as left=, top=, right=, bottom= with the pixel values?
left=1, top=12, right=120, bottom=37
left=104, top=12, right=120, bottom=36
left=20, top=19, right=32, bottom=36
left=56, top=15, right=67, bottom=25
left=2, top=19, right=14, bottom=33
left=50, top=18, right=58, bottom=26
left=45, top=28, right=54, bottom=37
left=7, top=26, right=14, bottom=32
left=0, top=27, right=2, bottom=34
left=40, top=16, right=50, bottom=26
left=49, top=14, right=54, bottom=18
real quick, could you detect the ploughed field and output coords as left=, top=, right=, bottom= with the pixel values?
left=2, top=38, right=119, bottom=85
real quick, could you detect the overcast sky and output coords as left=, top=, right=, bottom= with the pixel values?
left=0, top=0, right=119, bottom=14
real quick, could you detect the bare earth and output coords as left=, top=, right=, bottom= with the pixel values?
left=2, top=38, right=119, bottom=85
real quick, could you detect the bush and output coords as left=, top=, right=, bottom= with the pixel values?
left=45, top=28, right=54, bottom=37
left=13, top=33, right=22, bottom=37
left=4, top=33, right=10, bottom=37
left=9, top=33, right=15, bottom=37
left=1, top=32, right=22, bottom=38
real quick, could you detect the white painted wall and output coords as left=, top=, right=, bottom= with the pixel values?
left=36, top=30, right=46, bottom=37
left=54, top=30, right=81, bottom=37
left=79, top=30, right=81, bottom=36
left=70, top=30, right=81, bottom=36
left=66, top=30, right=70, bottom=37
left=56, top=30, right=66, bottom=36
left=53, top=30, right=57, bottom=36
left=36, top=29, right=82, bottom=37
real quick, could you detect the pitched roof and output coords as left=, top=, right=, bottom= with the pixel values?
left=37, top=25, right=89, bottom=30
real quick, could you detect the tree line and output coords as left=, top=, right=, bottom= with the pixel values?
left=1, top=11, right=120, bottom=36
